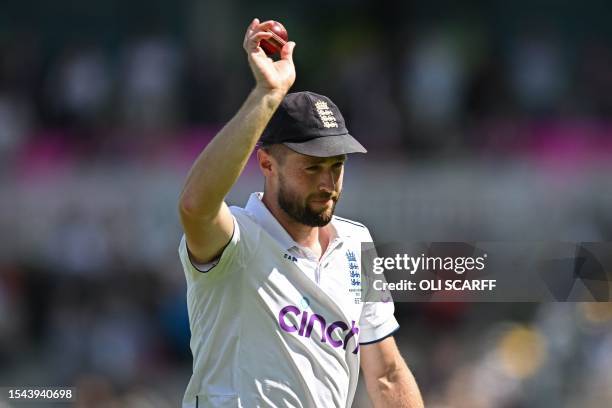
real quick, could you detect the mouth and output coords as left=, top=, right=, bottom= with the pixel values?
left=310, top=199, right=333, bottom=205
left=309, top=195, right=335, bottom=205
left=310, top=194, right=335, bottom=203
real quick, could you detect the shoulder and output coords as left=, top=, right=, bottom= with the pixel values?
left=332, top=215, right=373, bottom=242
left=229, top=205, right=258, bottom=227
left=333, top=215, right=367, bottom=229
left=225, top=205, right=264, bottom=246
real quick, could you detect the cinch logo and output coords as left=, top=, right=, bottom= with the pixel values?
left=278, top=305, right=360, bottom=354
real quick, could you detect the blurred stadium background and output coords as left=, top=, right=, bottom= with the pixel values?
left=1, top=0, right=612, bottom=407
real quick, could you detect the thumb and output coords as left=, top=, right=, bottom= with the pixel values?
left=280, top=41, right=296, bottom=61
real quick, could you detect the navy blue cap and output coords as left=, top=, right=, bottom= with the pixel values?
left=260, top=91, right=367, bottom=157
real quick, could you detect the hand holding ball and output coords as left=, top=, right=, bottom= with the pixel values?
left=260, top=21, right=288, bottom=56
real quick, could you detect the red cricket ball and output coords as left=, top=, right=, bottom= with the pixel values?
left=260, top=21, right=288, bottom=56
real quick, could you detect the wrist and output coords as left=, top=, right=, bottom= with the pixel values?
left=252, top=85, right=288, bottom=101
left=250, top=86, right=287, bottom=111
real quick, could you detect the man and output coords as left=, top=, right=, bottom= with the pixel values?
left=177, top=18, right=424, bottom=408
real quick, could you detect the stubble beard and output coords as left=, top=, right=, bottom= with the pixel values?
left=277, top=176, right=340, bottom=227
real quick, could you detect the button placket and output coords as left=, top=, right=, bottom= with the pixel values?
left=315, top=238, right=342, bottom=285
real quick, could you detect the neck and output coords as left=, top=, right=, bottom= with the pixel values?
left=262, top=193, right=331, bottom=255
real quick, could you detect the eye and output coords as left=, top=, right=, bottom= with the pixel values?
left=333, top=162, right=344, bottom=169
left=306, top=165, right=321, bottom=171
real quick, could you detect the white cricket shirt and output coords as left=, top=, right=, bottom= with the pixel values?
left=179, top=192, right=399, bottom=408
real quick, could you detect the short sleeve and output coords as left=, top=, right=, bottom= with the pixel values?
left=178, top=212, right=248, bottom=280
left=358, top=301, right=400, bottom=344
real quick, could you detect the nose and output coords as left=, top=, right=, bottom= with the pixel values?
left=319, top=170, right=336, bottom=193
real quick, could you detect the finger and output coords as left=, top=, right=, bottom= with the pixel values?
left=252, top=20, right=276, bottom=33
left=280, top=41, right=296, bottom=62
left=246, top=31, right=274, bottom=52
left=244, top=20, right=265, bottom=50
left=246, top=20, right=277, bottom=51
left=245, top=18, right=258, bottom=36
left=243, top=18, right=260, bottom=46
left=242, top=18, right=258, bottom=48
left=249, top=31, right=274, bottom=50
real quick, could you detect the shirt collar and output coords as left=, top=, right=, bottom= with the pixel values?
left=245, top=192, right=342, bottom=252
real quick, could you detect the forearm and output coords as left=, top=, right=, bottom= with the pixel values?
left=367, top=363, right=424, bottom=408
left=179, top=86, right=285, bottom=217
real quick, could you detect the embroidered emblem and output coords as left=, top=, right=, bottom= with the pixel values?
left=346, top=250, right=362, bottom=304
left=314, top=100, right=339, bottom=129
left=346, top=250, right=360, bottom=286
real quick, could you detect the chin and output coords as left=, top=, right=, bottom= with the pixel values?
left=318, top=210, right=334, bottom=224
left=309, top=206, right=331, bottom=218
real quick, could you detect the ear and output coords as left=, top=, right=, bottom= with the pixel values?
left=257, top=148, right=273, bottom=176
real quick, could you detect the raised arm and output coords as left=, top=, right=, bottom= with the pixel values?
left=360, top=336, right=425, bottom=408
left=178, top=18, right=296, bottom=264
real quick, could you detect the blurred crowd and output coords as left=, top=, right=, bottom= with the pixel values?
left=1, top=0, right=612, bottom=407
left=2, top=1, right=612, bottom=160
